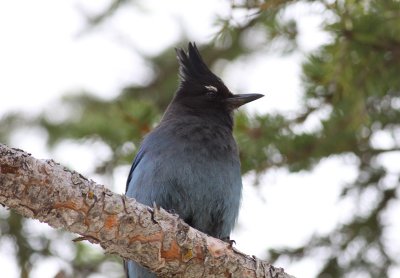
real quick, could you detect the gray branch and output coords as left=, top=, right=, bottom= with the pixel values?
left=0, top=143, right=294, bottom=278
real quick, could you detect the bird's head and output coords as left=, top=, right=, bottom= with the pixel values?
left=169, top=43, right=263, bottom=119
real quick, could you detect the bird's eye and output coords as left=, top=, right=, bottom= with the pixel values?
left=206, top=90, right=217, bottom=97
left=204, top=85, right=218, bottom=97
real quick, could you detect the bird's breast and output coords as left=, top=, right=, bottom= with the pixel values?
left=128, top=122, right=242, bottom=237
left=166, top=121, right=238, bottom=157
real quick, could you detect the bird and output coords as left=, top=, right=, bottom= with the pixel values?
left=125, top=42, right=263, bottom=277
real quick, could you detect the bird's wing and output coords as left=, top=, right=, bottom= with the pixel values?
left=124, top=260, right=129, bottom=278
left=124, top=147, right=146, bottom=278
left=125, top=147, right=145, bottom=193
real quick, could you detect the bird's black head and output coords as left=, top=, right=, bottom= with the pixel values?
left=164, top=43, right=263, bottom=126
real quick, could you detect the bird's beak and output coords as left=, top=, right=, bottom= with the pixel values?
left=225, top=93, right=264, bottom=109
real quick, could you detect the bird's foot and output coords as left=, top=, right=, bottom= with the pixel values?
left=221, top=236, right=236, bottom=247
left=167, top=208, right=176, bottom=214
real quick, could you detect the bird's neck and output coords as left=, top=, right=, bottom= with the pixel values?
left=161, top=102, right=234, bottom=131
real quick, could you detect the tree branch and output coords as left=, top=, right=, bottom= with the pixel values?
left=0, top=143, right=294, bottom=278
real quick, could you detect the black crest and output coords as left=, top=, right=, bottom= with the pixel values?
left=175, top=43, right=222, bottom=87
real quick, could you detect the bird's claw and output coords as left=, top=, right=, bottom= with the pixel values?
left=222, top=237, right=236, bottom=247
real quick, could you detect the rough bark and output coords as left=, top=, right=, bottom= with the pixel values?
left=0, top=143, right=294, bottom=278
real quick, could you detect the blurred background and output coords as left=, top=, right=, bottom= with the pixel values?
left=1, top=0, right=400, bottom=277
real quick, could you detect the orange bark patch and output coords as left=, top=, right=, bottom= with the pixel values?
left=54, top=200, right=88, bottom=213
left=129, top=232, right=163, bottom=243
left=104, top=214, right=118, bottom=230
left=0, top=165, right=19, bottom=174
left=161, top=239, right=181, bottom=260
left=194, top=244, right=204, bottom=260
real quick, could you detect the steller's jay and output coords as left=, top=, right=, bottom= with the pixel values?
left=125, top=42, right=263, bottom=277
